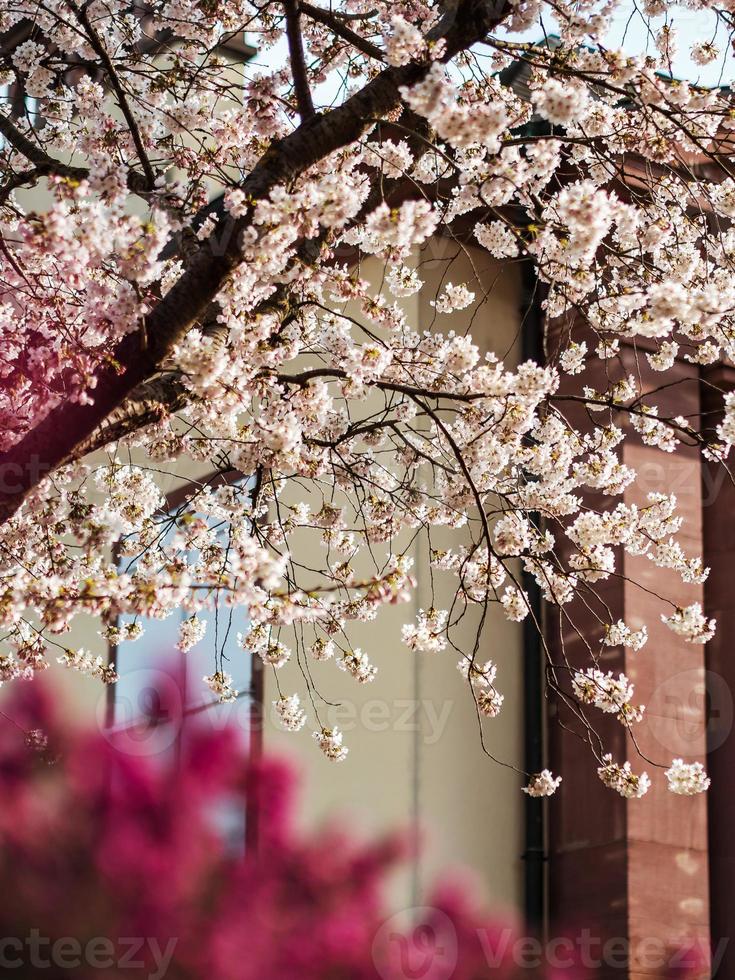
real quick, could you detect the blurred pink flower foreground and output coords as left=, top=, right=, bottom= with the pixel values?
left=0, top=682, right=705, bottom=979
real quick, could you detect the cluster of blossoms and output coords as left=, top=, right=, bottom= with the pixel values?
left=0, top=0, right=728, bottom=791
left=274, top=693, right=308, bottom=732
left=565, top=494, right=706, bottom=589
left=177, top=616, right=207, bottom=653
left=431, top=282, right=476, bottom=314
left=57, top=649, right=118, bottom=686
left=458, top=658, right=504, bottom=718
left=661, top=604, right=716, bottom=644
left=716, top=391, right=735, bottom=448
left=313, top=726, right=349, bottom=763
left=101, top=622, right=144, bottom=645
left=310, top=638, right=336, bottom=662
left=597, top=755, right=651, bottom=799
left=204, top=672, right=238, bottom=704
left=337, top=648, right=378, bottom=684
left=691, top=40, right=720, bottom=65
left=474, top=221, right=519, bottom=259
left=603, top=621, right=648, bottom=651
left=572, top=669, right=645, bottom=726
left=665, top=759, right=711, bottom=795
left=402, top=609, right=449, bottom=653
left=383, top=15, right=428, bottom=66
left=523, top=770, right=562, bottom=798
left=533, top=77, right=590, bottom=125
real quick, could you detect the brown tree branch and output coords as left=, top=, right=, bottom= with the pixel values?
left=0, top=113, right=74, bottom=171
left=0, top=164, right=74, bottom=207
left=284, top=0, right=316, bottom=119
left=299, top=1, right=385, bottom=62
left=78, top=106, right=434, bottom=455
left=332, top=8, right=379, bottom=20
left=74, top=375, right=192, bottom=456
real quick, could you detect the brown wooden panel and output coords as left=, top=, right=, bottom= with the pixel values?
left=547, top=333, right=710, bottom=978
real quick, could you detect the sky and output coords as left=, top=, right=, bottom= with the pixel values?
left=508, top=2, right=733, bottom=87
left=613, top=3, right=730, bottom=86
left=249, top=1, right=733, bottom=101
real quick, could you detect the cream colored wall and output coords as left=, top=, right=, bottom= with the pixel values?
left=262, top=239, right=526, bottom=916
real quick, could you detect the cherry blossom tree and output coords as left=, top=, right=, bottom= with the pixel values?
left=0, top=0, right=733, bottom=796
